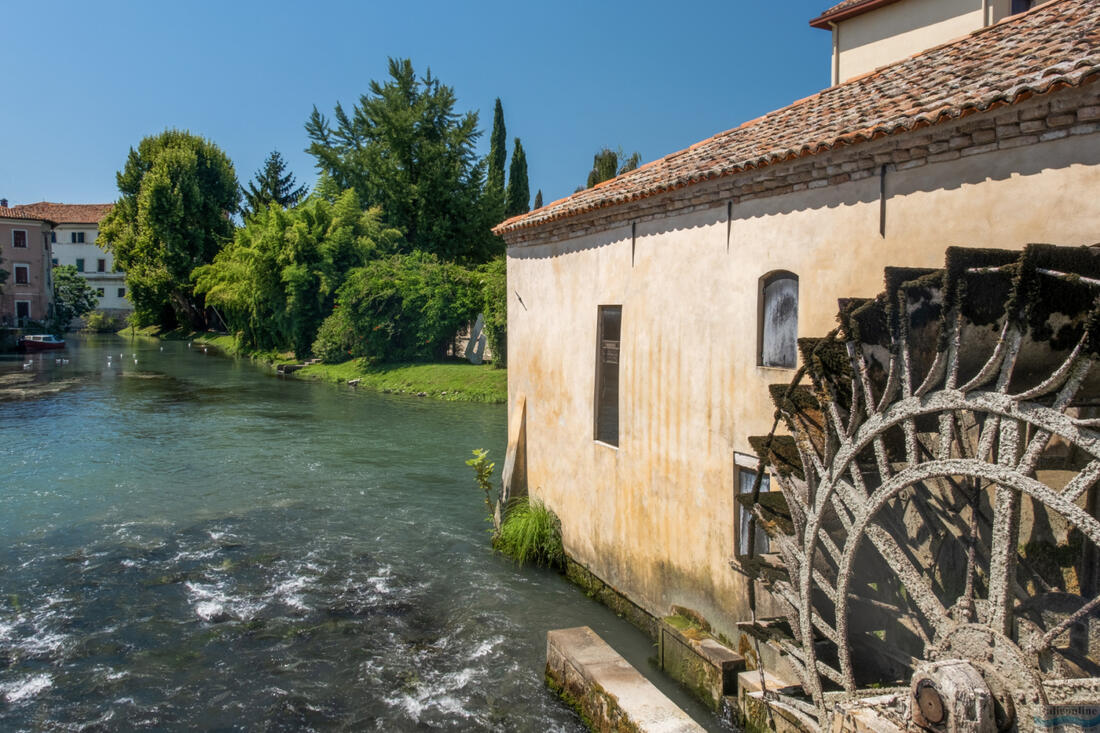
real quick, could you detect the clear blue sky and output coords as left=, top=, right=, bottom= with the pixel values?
left=1, top=0, right=833, bottom=209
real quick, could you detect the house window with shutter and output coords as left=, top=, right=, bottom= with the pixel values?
left=12, top=229, right=27, bottom=248
left=734, top=452, right=773, bottom=558
left=595, top=305, right=622, bottom=446
left=759, top=271, right=798, bottom=368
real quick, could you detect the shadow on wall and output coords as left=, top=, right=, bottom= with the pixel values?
left=508, top=127, right=1100, bottom=262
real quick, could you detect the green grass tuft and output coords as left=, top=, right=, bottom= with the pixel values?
left=496, top=498, right=564, bottom=568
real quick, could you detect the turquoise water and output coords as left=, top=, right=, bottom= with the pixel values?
left=0, top=335, right=727, bottom=731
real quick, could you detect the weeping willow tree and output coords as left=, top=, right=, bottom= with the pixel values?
left=192, top=190, right=402, bottom=357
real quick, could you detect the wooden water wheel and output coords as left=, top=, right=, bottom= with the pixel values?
left=745, top=245, right=1100, bottom=730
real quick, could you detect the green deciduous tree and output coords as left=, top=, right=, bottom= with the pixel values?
left=193, top=190, right=401, bottom=358
left=533, top=189, right=543, bottom=209
left=479, top=255, right=506, bottom=367
left=486, top=98, right=507, bottom=225
left=98, top=130, right=239, bottom=328
left=311, top=251, right=482, bottom=364
left=305, top=58, right=499, bottom=263
left=505, top=138, right=529, bottom=218
left=50, top=265, right=98, bottom=333
left=586, top=147, right=641, bottom=188
left=241, top=150, right=308, bottom=220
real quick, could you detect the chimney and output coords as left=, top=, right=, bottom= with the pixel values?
left=0, top=198, right=7, bottom=208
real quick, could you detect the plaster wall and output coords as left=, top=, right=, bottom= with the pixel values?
left=834, top=0, right=996, bottom=83
left=505, top=128, right=1100, bottom=645
left=0, top=219, right=53, bottom=324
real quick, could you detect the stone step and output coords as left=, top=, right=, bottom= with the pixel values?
left=546, top=626, right=704, bottom=733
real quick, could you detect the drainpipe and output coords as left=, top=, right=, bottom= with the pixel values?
left=830, top=22, right=840, bottom=86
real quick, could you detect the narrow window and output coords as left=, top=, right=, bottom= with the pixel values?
left=75, top=258, right=85, bottom=272
left=71, top=232, right=77, bottom=243
left=97, top=258, right=106, bottom=272
left=15, top=300, right=30, bottom=322
left=595, top=305, right=622, bottom=446
left=51, top=258, right=58, bottom=266
left=78, top=232, right=85, bottom=243
left=14, top=264, right=30, bottom=284
left=735, top=454, right=772, bottom=557
left=1011, top=0, right=1032, bottom=13
left=759, top=271, right=798, bottom=368
left=12, top=230, right=27, bottom=248
left=117, top=287, right=126, bottom=298
left=50, top=231, right=56, bottom=243
left=95, top=287, right=105, bottom=297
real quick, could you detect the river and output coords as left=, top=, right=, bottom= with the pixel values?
left=0, top=335, right=728, bottom=731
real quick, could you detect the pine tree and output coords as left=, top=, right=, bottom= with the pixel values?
left=533, top=190, right=543, bottom=209
left=486, top=99, right=507, bottom=223
left=506, top=138, right=529, bottom=217
left=242, top=150, right=308, bottom=219
left=586, top=147, right=641, bottom=188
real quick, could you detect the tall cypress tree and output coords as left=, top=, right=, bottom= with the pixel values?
left=533, top=189, right=543, bottom=209
left=242, top=150, right=308, bottom=219
left=505, top=138, right=529, bottom=217
left=487, top=99, right=507, bottom=223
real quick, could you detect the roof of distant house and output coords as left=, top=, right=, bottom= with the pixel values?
left=0, top=206, right=52, bottom=223
left=5, top=202, right=113, bottom=225
left=495, top=0, right=1098, bottom=238
left=809, top=0, right=907, bottom=29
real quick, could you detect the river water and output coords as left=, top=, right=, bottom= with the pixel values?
left=0, top=335, right=726, bottom=731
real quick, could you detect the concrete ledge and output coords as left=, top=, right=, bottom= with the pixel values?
left=658, top=618, right=744, bottom=711
left=546, top=626, right=704, bottom=733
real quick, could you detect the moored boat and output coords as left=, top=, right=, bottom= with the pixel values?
left=18, top=334, right=66, bottom=351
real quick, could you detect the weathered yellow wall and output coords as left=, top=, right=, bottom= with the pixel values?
left=835, top=0, right=986, bottom=82
left=505, top=127, right=1100, bottom=643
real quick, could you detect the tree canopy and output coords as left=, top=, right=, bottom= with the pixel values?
left=242, top=150, right=308, bottom=219
left=193, top=190, right=402, bottom=358
left=506, top=138, right=529, bottom=218
left=98, top=130, right=239, bottom=327
left=586, top=147, right=641, bottom=189
left=51, top=265, right=98, bottom=333
left=305, top=58, right=499, bottom=263
left=486, top=98, right=507, bottom=225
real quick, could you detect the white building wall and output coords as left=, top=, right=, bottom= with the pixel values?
left=51, top=223, right=131, bottom=313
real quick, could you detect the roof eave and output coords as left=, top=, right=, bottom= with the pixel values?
left=809, top=0, right=906, bottom=29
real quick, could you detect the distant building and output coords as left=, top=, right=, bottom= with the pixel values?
left=6, top=202, right=127, bottom=322
left=0, top=206, right=53, bottom=327
left=494, top=0, right=1099, bottom=678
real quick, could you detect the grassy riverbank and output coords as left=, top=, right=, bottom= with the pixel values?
left=122, top=326, right=506, bottom=403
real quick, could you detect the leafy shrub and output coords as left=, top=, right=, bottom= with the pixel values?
left=496, top=498, right=564, bottom=568
left=478, top=256, right=506, bottom=368
left=81, top=310, right=124, bottom=333
left=466, top=448, right=497, bottom=524
left=311, top=252, right=482, bottom=364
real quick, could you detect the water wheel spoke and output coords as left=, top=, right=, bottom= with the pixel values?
left=989, top=418, right=1023, bottom=637
left=1064, top=459, right=1100, bottom=504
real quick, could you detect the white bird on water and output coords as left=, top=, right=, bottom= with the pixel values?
left=22, top=361, right=32, bottom=369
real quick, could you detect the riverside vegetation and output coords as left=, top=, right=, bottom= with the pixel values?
left=98, top=59, right=519, bottom=393
left=467, top=449, right=565, bottom=567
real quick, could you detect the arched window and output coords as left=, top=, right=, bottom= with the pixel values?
left=759, top=271, right=798, bottom=368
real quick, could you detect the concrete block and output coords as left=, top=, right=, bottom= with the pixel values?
left=658, top=618, right=744, bottom=711
left=546, top=626, right=704, bottom=733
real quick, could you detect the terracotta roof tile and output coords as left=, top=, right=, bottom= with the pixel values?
left=5, top=202, right=113, bottom=225
left=0, top=206, right=50, bottom=223
left=495, top=0, right=1099, bottom=238
left=809, top=0, right=905, bottom=28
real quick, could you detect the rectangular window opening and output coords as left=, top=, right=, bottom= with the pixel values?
left=14, top=264, right=30, bottom=285
left=95, top=287, right=105, bottom=297
left=594, top=305, right=622, bottom=446
left=15, top=300, right=30, bottom=322
left=117, top=287, right=126, bottom=298
left=75, top=258, right=85, bottom=273
left=97, top=258, right=106, bottom=272
left=736, top=465, right=772, bottom=557
left=13, top=230, right=27, bottom=248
